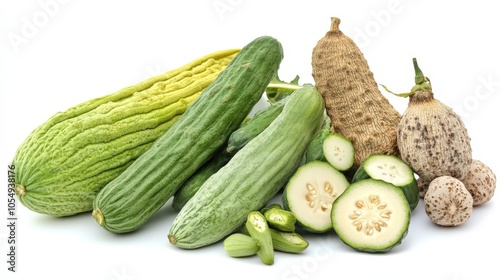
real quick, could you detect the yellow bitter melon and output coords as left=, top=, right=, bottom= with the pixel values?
left=12, top=49, right=239, bottom=217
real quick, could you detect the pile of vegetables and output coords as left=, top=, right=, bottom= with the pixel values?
left=11, top=16, right=496, bottom=264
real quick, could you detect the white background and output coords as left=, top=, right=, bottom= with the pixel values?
left=1, top=0, right=499, bottom=279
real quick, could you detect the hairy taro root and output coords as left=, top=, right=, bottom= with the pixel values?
left=463, top=159, right=496, bottom=206
left=417, top=177, right=430, bottom=198
left=391, top=58, right=473, bottom=184
left=311, top=17, right=401, bottom=172
left=424, top=176, right=473, bottom=226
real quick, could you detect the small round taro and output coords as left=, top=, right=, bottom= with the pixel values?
left=463, top=159, right=496, bottom=206
left=424, top=176, right=473, bottom=226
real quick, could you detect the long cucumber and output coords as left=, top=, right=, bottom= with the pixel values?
left=168, top=84, right=325, bottom=249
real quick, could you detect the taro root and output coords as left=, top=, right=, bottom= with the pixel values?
left=463, top=159, right=496, bottom=206
left=417, top=177, right=430, bottom=198
left=388, top=58, right=473, bottom=184
left=311, top=17, right=401, bottom=172
left=424, top=176, right=473, bottom=226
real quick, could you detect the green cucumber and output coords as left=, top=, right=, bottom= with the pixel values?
left=305, top=114, right=331, bottom=163
left=226, top=96, right=287, bottom=154
left=171, top=147, right=232, bottom=211
left=223, top=233, right=260, bottom=258
left=172, top=96, right=288, bottom=211
left=352, top=154, right=419, bottom=211
left=93, top=36, right=283, bottom=233
left=245, top=211, right=274, bottom=265
left=168, top=84, right=325, bottom=249
left=322, top=133, right=355, bottom=171
left=331, top=178, right=410, bottom=253
left=283, top=161, right=350, bottom=233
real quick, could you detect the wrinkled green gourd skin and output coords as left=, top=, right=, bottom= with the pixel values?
left=93, top=36, right=284, bottom=233
left=12, top=49, right=239, bottom=217
left=172, top=97, right=288, bottom=211
left=168, top=84, right=325, bottom=249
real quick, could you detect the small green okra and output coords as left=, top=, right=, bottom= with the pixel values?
left=263, top=207, right=297, bottom=232
left=223, top=233, right=260, bottom=258
left=259, top=203, right=283, bottom=214
left=245, top=211, right=274, bottom=265
left=270, top=229, right=309, bottom=253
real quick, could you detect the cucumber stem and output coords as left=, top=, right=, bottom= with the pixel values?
left=15, top=184, right=26, bottom=197
left=266, top=82, right=301, bottom=92
left=167, top=234, right=177, bottom=245
left=92, top=209, right=105, bottom=226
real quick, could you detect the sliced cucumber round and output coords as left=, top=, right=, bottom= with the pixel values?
left=331, top=179, right=410, bottom=253
left=322, top=133, right=355, bottom=171
left=352, top=154, right=419, bottom=211
left=283, top=161, right=349, bottom=233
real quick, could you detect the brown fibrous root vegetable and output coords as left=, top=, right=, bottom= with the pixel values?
left=311, top=17, right=401, bottom=172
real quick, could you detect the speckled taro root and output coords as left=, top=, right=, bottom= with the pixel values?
left=394, top=58, right=472, bottom=184
left=463, top=159, right=496, bottom=206
left=424, top=176, right=473, bottom=226
left=417, top=177, right=429, bottom=198
left=311, top=17, right=401, bottom=172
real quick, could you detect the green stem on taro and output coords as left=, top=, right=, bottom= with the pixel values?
left=410, top=58, right=432, bottom=92
left=380, top=57, right=432, bottom=98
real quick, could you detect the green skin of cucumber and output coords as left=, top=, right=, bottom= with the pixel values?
left=305, top=113, right=331, bottom=163
left=351, top=156, right=420, bottom=212
left=226, top=95, right=287, bottom=154
left=93, top=36, right=284, bottom=233
left=172, top=96, right=288, bottom=211
left=168, top=84, right=325, bottom=249
left=171, top=147, right=232, bottom=211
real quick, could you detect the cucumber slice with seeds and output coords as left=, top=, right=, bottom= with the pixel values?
left=352, top=154, right=419, bottom=211
left=331, top=179, right=410, bottom=253
left=322, top=133, right=355, bottom=171
left=283, top=161, right=349, bottom=233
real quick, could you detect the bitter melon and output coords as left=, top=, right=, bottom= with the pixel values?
left=12, top=49, right=239, bottom=216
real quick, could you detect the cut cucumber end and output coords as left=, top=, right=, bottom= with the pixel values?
left=331, top=179, right=410, bottom=253
left=352, top=154, right=419, bottom=211
left=92, top=209, right=105, bottom=226
left=322, top=133, right=355, bottom=171
left=167, top=234, right=177, bottom=245
left=15, top=184, right=26, bottom=197
left=283, top=161, right=350, bottom=232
